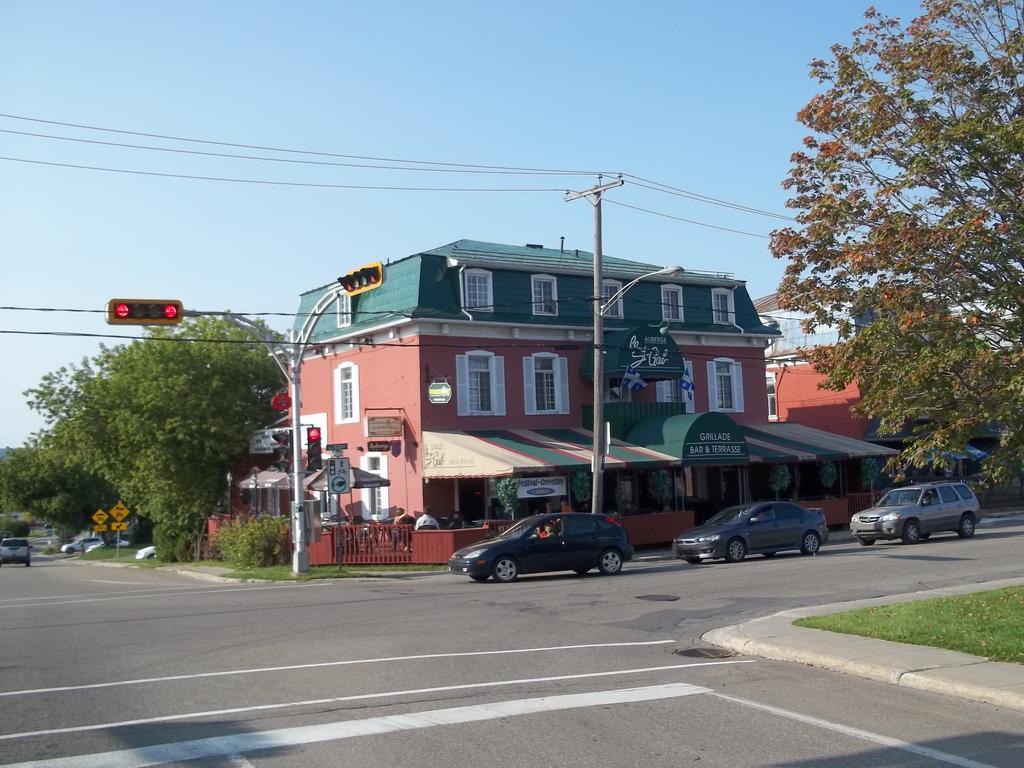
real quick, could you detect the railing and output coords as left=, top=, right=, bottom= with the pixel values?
left=338, top=524, right=413, bottom=564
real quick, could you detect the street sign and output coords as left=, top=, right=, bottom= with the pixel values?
left=249, top=428, right=289, bottom=455
left=92, top=509, right=109, bottom=525
left=327, top=457, right=351, bottom=493
left=428, top=380, right=452, bottom=404
left=109, top=501, right=130, bottom=522
left=326, top=442, right=348, bottom=453
left=110, top=521, right=128, bottom=531
left=366, top=439, right=392, bottom=452
left=366, top=416, right=403, bottom=438
left=93, top=524, right=108, bottom=533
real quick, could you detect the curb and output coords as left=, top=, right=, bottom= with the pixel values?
left=702, top=578, right=1024, bottom=712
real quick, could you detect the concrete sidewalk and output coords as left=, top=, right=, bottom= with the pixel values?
left=703, top=577, right=1024, bottom=713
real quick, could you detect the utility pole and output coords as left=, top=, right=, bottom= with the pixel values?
left=565, top=175, right=624, bottom=515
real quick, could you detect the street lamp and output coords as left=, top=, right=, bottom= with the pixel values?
left=591, top=265, right=684, bottom=515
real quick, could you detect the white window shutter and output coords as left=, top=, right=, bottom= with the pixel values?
left=656, top=380, right=669, bottom=402
left=333, top=366, right=342, bottom=424
left=456, top=355, right=469, bottom=416
left=732, top=362, right=744, bottom=412
left=523, top=357, right=536, bottom=415
left=706, top=361, right=718, bottom=411
left=684, top=359, right=695, bottom=414
left=493, top=356, right=506, bottom=416
left=556, top=356, right=569, bottom=414
left=350, top=365, right=360, bottom=423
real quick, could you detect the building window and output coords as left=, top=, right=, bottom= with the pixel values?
left=766, top=373, right=778, bottom=420
left=523, top=353, right=569, bottom=414
left=464, top=269, right=493, bottom=311
left=531, top=274, right=558, bottom=316
left=712, top=289, right=734, bottom=325
left=333, top=363, right=359, bottom=424
left=456, top=351, right=506, bottom=416
left=602, top=280, right=623, bottom=319
left=707, top=358, right=744, bottom=412
left=661, top=285, right=683, bottom=322
left=655, top=359, right=695, bottom=413
left=335, top=293, right=352, bottom=328
left=361, top=453, right=389, bottom=519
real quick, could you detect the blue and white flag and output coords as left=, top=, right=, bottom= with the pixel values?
left=679, top=363, right=695, bottom=406
left=622, top=364, right=647, bottom=392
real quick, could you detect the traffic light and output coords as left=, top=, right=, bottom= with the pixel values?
left=306, top=426, right=323, bottom=472
left=337, top=262, right=384, bottom=296
left=272, top=430, right=292, bottom=473
left=106, top=299, right=184, bottom=325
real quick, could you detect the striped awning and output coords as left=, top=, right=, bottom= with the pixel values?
left=237, top=470, right=291, bottom=489
left=421, top=427, right=677, bottom=479
left=740, top=423, right=899, bottom=463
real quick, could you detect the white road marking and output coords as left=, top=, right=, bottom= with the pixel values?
left=0, top=682, right=712, bottom=768
left=0, top=582, right=324, bottom=609
left=714, top=692, right=1000, bottom=768
left=82, top=579, right=153, bottom=585
left=0, top=659, right=753, bottom=741
left=0, top=639, right=676, bottom=698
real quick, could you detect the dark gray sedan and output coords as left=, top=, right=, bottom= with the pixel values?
left=673, top=502, right=828, bottom=564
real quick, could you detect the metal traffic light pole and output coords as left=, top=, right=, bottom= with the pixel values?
left=221, top=287, right=345, bottom=575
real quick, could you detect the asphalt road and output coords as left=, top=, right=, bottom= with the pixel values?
left=2, top=518, right=1023, bottom=768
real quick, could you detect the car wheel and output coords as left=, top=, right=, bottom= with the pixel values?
left=470, top=574, right=489, bottom=582
left=684, top=557, right=702, bottom=565
left=491, top=556, right=519, bottom=583
left=800, top=531, right=822, bottom=555
left=573, top=568, right=590, bottom=576
left=857, top=537, right=875, bottom=546
left=901, top=519, right=921, bottom=545
left=597, top=548, right=623, bottom=575
left=724, top=537, right=747, bottom=563
left=957, top=514, right=976, bottom=539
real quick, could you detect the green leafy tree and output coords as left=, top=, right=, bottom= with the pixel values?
left=771, top=0, right=1024, bottom=483
left=819, top=460, right=838, bottom=493
left=24, top=317, right=282, bottom=560
left=770, top=464, right=793, bottom=500
left=495, top=478, right=519, bottom=517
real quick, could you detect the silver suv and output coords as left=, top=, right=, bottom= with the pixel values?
left=850, top=482, right=980, bottom=546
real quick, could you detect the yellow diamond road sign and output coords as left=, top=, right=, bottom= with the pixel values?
left=92, top=509, right=109, bottom=525
left=110, top=502, right=130, bottom=522
left=94, top=524, right=108, bottom=533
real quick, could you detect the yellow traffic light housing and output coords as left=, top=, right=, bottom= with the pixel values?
left=337, top=262, right=384, bottom=296
left=106, top=299, right=184, bottom=325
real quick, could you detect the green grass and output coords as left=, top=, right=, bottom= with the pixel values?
left=795, top=587, right=1024, bottom=663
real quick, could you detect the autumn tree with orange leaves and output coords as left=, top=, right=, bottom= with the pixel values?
left=771, top=0, right=1024, bottom=482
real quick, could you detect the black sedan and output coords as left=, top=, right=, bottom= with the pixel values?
left=449, top=513, right=634, bottom=583
left=673, top=501, right=828, bottom=564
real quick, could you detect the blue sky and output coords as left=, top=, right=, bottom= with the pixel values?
left=0, top=0, right=924, bottom=448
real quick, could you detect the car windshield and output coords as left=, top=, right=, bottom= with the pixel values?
left=492, top=519, right=538, bottom=539
left=3, top=539, right=27, bottom=547
left=877, top=489, right=922, bottom=506
left=704, top=505, right=757, bottom=526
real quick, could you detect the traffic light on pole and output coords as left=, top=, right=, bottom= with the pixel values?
left=337, top=262, right=384, bottom=296
left=106, top=299, right=184, bottom=325
left=272, top=430, right=292, bottom=473
left=306, top=427, right=323, bottom=472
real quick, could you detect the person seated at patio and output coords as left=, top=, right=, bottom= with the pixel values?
left=394, top=508, right=415, bottom=526
left=414, top=508, right=440, bottom=530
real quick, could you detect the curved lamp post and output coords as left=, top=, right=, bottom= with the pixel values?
left=591, top=265, right=683, bottom=515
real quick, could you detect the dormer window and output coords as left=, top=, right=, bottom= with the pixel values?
left=464, top=269, right=493, bottom=311
left=531, top=275, right=558, bottom=316
left=661, top=285, right=683, bottom=322
left=712, top=289, right=735, bottom=325
left=336, top=293, right=352, bottom=328
left=602, top=279, right=623, bottom=319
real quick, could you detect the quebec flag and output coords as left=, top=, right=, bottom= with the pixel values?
left=622, top=364, right=647, bottom=392
left=680, top=362, right=695, bottom=409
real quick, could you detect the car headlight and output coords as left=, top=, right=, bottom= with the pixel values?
left=697, top=534, right=720, bottom=543
left=880, top=512, right=901, bottom=521
left=459, top=549, right=487, bottom=560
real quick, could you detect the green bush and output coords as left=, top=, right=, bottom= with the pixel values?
left=213, top=517, right=288, bottom=569
left=153, top=526, right=194, bottom=563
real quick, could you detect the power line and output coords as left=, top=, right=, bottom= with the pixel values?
left=605, top=199, right=772, bottom=239
left=0, top=128, right=596, bottom=178
left=0, top=155, right=567, bottom=193
left=624, top=176, right=795, bottom=221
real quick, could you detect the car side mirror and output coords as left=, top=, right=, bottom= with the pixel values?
left=748, top=516, right=760, bottom=525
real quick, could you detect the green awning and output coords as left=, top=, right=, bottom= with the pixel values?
left=628, top=412, right=749, bottom=465
left=581, top=325, right=687, bottom=379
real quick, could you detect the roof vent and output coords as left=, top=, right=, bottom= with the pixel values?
left=525, top=243, right=544, bottom=249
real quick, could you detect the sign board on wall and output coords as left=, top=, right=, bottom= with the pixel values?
left=428, top=380, right=452, bottom=404
left=515, top=477, right=567, bottom=499
left=366, top=416, right=403, bottom=438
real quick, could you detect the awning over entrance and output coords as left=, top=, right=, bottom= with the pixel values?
left=421, top=427, right=677, bottom=479
left=580, top=325, right=687, bottom=378
left=627, top=413, right=899, bottom=465
left=306, top=467, right=391, bottom=491
left=237, top=470, right=291, bottom=489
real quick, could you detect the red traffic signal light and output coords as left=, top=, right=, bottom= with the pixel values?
left=307, top=427, right=321, bottom=443
left=106, top=299, right=184, bottom=325
left=306, top=427, right=323, bottom=472
left=337, top=262, right=384, bottom=296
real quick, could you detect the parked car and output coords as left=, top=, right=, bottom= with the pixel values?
left=673, top=502, right=829, bottom=564
left=0, top=538, right=31, bottom=566
left=448, top=513, right=633, bottom=583
left=135, top=546, right=156, bottom=560
left=849, top=481, right=980, bottom=545
left=61, top=537, right=103, bottom=554
left=85, top=537, right=131, bottom=553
